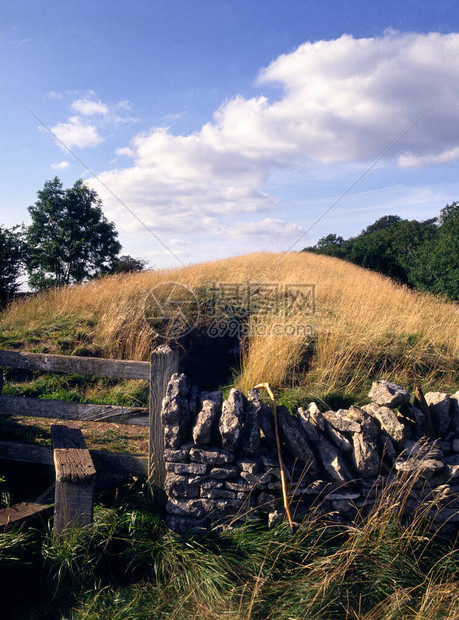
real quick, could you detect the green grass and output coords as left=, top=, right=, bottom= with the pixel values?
left=0, top=415, right=148, bottom=455
left=0, top=314, right=98, bottom=354
left=2, top=371, right=150, bottom=408
left=278, top=386, right=365, bottom=412
left=0, top=475, right=457, bottom=619
left=0, top=371, right=150, bottom=454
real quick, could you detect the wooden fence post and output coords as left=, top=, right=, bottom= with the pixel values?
left=149, top=345, right=179, bottom=507
left=52, top=425, right=96, bottom=535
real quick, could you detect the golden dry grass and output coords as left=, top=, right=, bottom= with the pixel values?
left=1, top=252, right=458, bottom=396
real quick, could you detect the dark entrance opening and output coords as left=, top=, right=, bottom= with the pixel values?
left=178, top=327, right=242, bottom=391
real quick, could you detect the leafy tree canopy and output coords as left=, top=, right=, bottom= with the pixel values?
left=360, top=215, right=402, bottom=236
left=407, top=203, right=459, bottom=299
left=0, top=225, right=26, bottom=306
left=111, top=255, right=148, bottom=274
left=303, top=205, right=457, bottom=301
left=27, top=177, right=121, bottom=290
left=315, top=234, right=345, bottom=253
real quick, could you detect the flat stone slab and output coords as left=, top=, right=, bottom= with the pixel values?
left=192, top=391, right=222, bottom=446
left=164, top=448, right=191, bottom=462
left=166, top=497, right=245, bottom=519
left=244, top=389, right=262, bottom=453
left=209, top=465, right=239, bottom=479
left=323, top=410, right=361, bottom=434
left=189, top=447, right=234, bottom=465
left=166, top=462, right=208, bottom=475
left=352, top=430, right=380, bottom=478
left=165, top=474, right=200, bottom=498
left=297, top=407, right=320, bottom=442
left=237, top=458, right=260, bottom=473
left=425, top=392, right=451, bottom=436
left=219, top=389, right=244, bottom=452
left=277, top=405, right=317, bottom=468
left=325, top=422, right=353, bottom=452
left=450, top=392, right=459, bottom=435
left=369, top=381, right=410, bottom=408
left=316, top=437, right=353, bottom=483
left=363, top=402, right=407, bottom=447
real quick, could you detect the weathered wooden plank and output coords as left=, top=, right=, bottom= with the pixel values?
left=52, top=425, right=96, bottom=482
left=0, top=350, right=150, bottom=380
left=0, top=395, right=148, bottom=425
left=0, top=501, right=53, bottom=530
left=90, top=450, right=148, bottom=477
left=149, top=345, right=179, bottom=507
left=52, top=425, right=96, bottom=533
left=0, top=441, right=53, bottom=465
left=0, top=441, right=148, bottom=476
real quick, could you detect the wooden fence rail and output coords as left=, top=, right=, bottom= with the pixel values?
left=0, top=350, right=151, bottom=380
left=0, top=396, right=148, bottom=425
left=0, top=345, right=179, bottom=531
left=0, top=440, right=148, bottom=476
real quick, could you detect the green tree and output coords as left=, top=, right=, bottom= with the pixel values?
left=302, top=234, right=344, bottom=257
left=111, top=255, right=147, bottom=274
left=345, top=218, right=436, bottom=284
left=0, top=225, right=26, bottom=306
left=303, top=213, right=445, bottom=292
left=360, top=215, right=402, bottom=236
left=316, top=234, right=345, bottom=256
left=408, top=203, right=459, bottom=300
left=27, top=178, right=121, bottom=290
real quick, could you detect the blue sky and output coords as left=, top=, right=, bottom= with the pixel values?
left=2, top=1, right=459, bottom=268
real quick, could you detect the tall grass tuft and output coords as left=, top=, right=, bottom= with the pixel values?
left=33, top=457, right=458, bottom=619
left=0, top=463, right=457, bottom=619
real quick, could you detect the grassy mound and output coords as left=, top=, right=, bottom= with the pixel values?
left=0, top=252, right=458, bottom=617
left=1, top=252, right=457, bottom=406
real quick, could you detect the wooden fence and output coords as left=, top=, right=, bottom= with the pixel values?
left=0, top=345, right=179, bottom=532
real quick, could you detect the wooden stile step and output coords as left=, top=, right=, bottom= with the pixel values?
left=52, top=424, right=96, bottom=534
left=0, top=501, right=53, bottom=530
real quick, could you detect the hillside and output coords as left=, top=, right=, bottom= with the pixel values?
left=0, top=251, right=458, bottom=619
left=1, top=251, right=457, bottom=406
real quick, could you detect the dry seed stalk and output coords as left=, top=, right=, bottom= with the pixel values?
left=254, top=382, right=294, bottom=533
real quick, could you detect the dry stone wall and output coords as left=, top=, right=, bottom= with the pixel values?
left=160, top=376, right=459, bottom=534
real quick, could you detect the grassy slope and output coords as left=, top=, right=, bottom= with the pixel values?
left=0, top=251, right=457, bottom=403
left=0, top=252, right=458, bottom=618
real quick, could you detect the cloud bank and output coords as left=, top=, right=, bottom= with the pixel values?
left=88, top=31, right=459, bottom=258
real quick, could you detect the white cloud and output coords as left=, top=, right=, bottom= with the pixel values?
left=51, top=117, right=104, bottom=149
left=90, top=31, right=459, bottom=259
left=224, top=218, right=303, bottom=240
left=69, top=96, right=137, bottom=124
left=0, top=28, right=29, bottom=46
left=116, top=146, right=135, bottom=157
left=398, top=147, right=459, bottom=168
left=71, top=98, right=110, bottom=116
left=48, top=95, right=136, bottom=151
left=169, top=238, right=190, bottom=246
left=116, top=100, right=133, bottom=111
left=162, top=112, right=182, bottom=122
left=51, top=160, right=70, bottom=170
left=46, top=90, right=63, bottom=99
